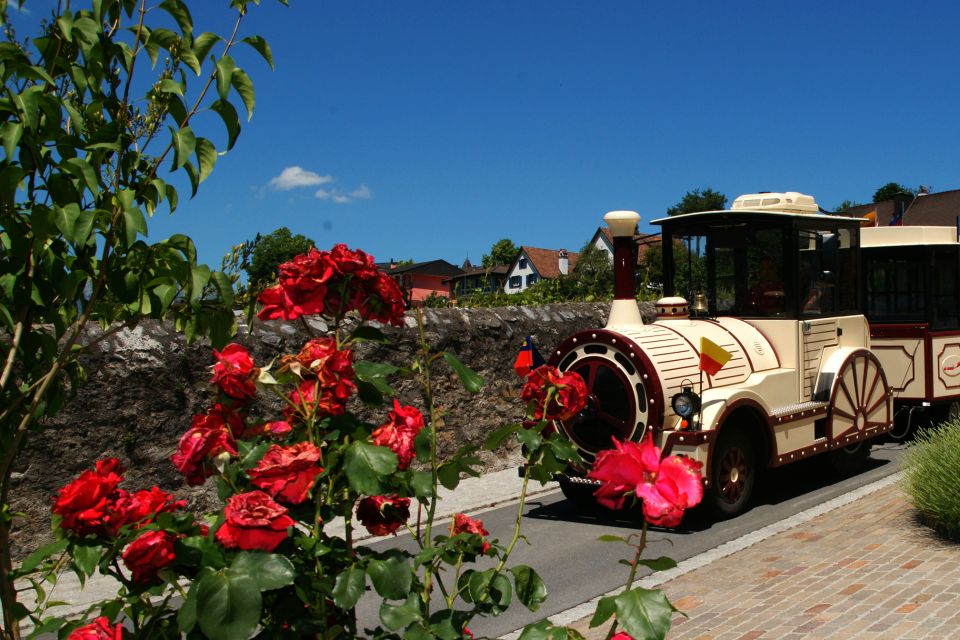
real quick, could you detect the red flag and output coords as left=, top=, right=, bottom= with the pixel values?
left=514, top=336, right=545, bottom=377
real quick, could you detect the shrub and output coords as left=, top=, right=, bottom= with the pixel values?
left=902, top=419, right=960, bottom=534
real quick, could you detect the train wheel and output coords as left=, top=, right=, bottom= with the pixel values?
left=705, top=429, right=756, bottom=519
left=827, top=351, right=891, bottom=442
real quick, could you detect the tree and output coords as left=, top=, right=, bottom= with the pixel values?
left=0, top=1, right=283, bottom=636
left=570, top=241, right=613, bottom=299
left=245, top=227, right=315, bottom=288
left=833, top=199, right=862, bottom=213
left=666, top=188, right=727, bottom=216
left=873, top=183, right=914, bottom=203
left=481, top=238, right=518, bottom=268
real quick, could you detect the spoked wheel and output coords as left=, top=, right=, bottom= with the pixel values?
left=705, top=429, right=756, bottom=519
left=560, top=357, right=639, bottom=457
left=827, top=351, right=890, bottom=475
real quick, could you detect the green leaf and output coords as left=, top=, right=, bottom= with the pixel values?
left=516, top=427, right=541, bottom=452
left=229, top=552, right=295, bottom=592
left=343, top=441, right=398, bottom=494
left=410, top=470, right=434, bottom=499
left=215, top=55, right=236, bottom=100
left=159, top=0, right=193, bottom=35
left=159, top=77, right=184, bottom=96
left=484, top=424, right=520, bottom=450
left=614, top=586, right=677, bottom=640
left=193, top=32, right=222, bottom=62
left=588, top=595, right=617, bottom=628
left=17, top=538, right=68, bottom=574
left=367, top=554, right=413, bottom=600
left=122, top=205, right=147, bottom=247
left=331, top=566, right=365, bottom=610
left=354, top=361, right=399, bottom=396
left=442, top=352, right=485, bottom=393
left=596, top=534, right=627, bottom=543
left=54, top=204, right=94, bottom=248
left=195, top=137, right=217, bottom=183
left=1, top=122, right=22, bottom=158
left=171, top=125, right=197, bottom=170
left=636, top=556, right=679, bottom=572
left=511, top=565, right=548, bottom=612
left=178, top=577, right=200, bottom=633
left=196, top=570, right=262, bottom=640
left=350, top=325, right=389, bottom=344
left=71, top=544, right=101, bottom=578
left=211, top=270, right=235, bottom=306
left=379, top=593, right=421, bottom=631
left=241, top=35, right=274, bottom=70
left=210, top=99, right=240, bottom=150
left=61, top=158, right=99, bottom=196
left=437, top=462, right=460, bottom=491
left=231, top=68, right=255, bottom=120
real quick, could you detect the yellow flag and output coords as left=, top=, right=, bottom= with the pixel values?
left=699, top=337, right=732, bottom=376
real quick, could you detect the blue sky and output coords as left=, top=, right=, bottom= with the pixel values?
left=12, top=1, right=960, bottom=269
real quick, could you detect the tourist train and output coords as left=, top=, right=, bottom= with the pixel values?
left=549, top=192, right=960, bottom=517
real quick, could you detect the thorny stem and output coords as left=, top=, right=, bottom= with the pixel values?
left=604, top=521, right=649, bottom=640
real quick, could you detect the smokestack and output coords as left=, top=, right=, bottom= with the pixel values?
left=558, top=249, right=569, bottom=275
left=603, top=210, right=644, bottom=329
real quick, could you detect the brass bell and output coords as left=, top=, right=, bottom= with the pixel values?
left=692, top=291, right=708, bottom=314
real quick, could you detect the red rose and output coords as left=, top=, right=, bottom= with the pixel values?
left=215, top=491, right=295, bottom=552
left=67, top=616, right=122, bottom=640
left=53, top=459, right=124, bottom=538
left=451, top=513, right=491, bottom=554
left=256, top=250, right=332, bottom=321
left=247, top=442, right=324, bottom=504
left=611, top=634, right=634, bottom=640
left=350, top=273, right=406, bottom=326
left=107, top=487, right=185, bottom=535
left=463, top=628, right=474, bottom=639
left=210, top=343, right=258, bottom=401
left=371, top=400, right=425, bottom=470
left=329, top=244, right=378, bottom=280
left=284, top=380, right=345, bottom=423
left=521, top=366, right=588, bottom=421
left=171, top=411, right=238, bottom=485
left=588, top=433, right=703, bottom=527
left=356, top=495, right=410, bottom=536
left=121, top=530, right=176, bottom=584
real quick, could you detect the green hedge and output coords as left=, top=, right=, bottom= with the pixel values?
left=902, top=419, right=960, bottom=536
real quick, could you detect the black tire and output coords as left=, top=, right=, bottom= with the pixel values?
left=886, top=409, right=914, bottom=443
left=828, top=438, right=871, bottom=477
left=705, top=429, right=757, bottom=519
left=559, top=479, right=600, bottom=508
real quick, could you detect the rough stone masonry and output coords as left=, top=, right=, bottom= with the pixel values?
left=11, top=302, right=655, bottom=558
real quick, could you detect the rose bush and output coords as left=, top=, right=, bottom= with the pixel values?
left=28, top=245, right=702, bottom=639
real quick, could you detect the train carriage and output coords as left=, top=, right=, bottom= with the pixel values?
left=550, top=193, right=895, bottom=518
left=862, top=225, right=960, bottom=439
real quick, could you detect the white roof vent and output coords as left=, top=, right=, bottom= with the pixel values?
left=731, top=191, right=819, bottom=214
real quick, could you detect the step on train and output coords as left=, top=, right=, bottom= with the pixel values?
left=548, top=192, right=960, bottom=517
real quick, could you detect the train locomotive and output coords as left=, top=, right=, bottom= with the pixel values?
left=550, top=193, right=897, bottom=518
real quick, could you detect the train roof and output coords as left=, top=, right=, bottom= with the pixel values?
left=861, top=225, right=959, bottom=248
left=651, top=209, right=866, bottom=226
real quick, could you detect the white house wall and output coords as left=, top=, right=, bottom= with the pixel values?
left=504, top=252, right=538, bottom=293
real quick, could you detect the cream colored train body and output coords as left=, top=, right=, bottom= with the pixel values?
left=552, top=193, right=895, bottom=517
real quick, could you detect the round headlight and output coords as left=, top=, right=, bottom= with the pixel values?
left=671, top=389, right=700, bottom=419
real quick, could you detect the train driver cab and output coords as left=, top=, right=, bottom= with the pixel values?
left=659, top=192, right=861, bottom=321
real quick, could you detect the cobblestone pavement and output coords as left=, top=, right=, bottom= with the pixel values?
left=568, top=483, right=960, bottom=639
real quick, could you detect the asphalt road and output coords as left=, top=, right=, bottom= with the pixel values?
left=363, top=440, right=906, bottom=638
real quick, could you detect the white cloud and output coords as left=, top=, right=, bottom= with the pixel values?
left=313, top=184, right=373, bottom=205
left=269, top=166, right=333, bottom=190
left=350, top=184, right=373, bottom=200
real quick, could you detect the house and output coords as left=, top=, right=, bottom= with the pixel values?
left=378, top=259, right=464, bottom=307
left=503, top=247, right=579, bottom=294
left=586, top=226, right=662, bottom=265
left=443, top=260, right=509, bottom=300
left=845, top=188, right=960, bottom=227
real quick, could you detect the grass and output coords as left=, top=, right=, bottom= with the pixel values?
left=901, top=419, right=960, bottom=538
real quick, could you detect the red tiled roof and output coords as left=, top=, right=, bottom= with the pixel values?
left=520, top=246, right=579, bottom=279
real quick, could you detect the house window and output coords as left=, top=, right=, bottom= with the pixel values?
left=509, top=275, right=522, bottom=289
left=518, top=258, right=527, bottom=269
left=526, top=274, right=539, bottom=287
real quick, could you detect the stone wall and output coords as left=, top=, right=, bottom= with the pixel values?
left=11, top=301, right=655, bottom=557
